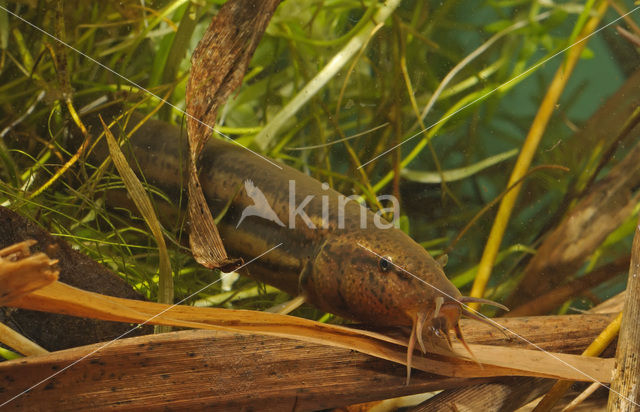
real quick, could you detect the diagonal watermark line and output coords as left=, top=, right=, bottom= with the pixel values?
left=0, top=2, right=631, bottom=406
left=0, top=5, right=283, bottom=170
left=0, top=5, right=285, bottom=407
left=358, top=5, right=640, bottom=170
left=357, top=242, right=637, bottom=407
left=0, top=243, right=283, bottom=408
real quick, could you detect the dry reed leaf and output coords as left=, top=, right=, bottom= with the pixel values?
left=607, top=216, right=640, bottom=410
left=5, top=281, right=613, bottom=383
left=508, top=122, right=640, bottom=309
left=0, top=321, right=48, bottom=357
left=507, top=255, right=629, bottom=317
left=0, top=315, right=616, bottom=409
left=183, top=0, right=281, bottom=271
left=186, top=0, right=282, bottom=149
left=0, top=328, right=482, bottom=411
left=100, top=116, right=173, bottom=306
left=0, top=240, right=58, bottom=305
left=413, top=287, right=626, bottom=411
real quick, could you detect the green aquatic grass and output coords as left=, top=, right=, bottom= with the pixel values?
left=0, top=0, right=636, bottom=326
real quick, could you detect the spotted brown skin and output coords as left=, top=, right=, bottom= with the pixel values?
left=95, top=110, right=506, bottom=382
left=304, top=229, right=462, bottom=328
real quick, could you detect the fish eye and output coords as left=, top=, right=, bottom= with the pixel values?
left=378, top=256, right=392, bottom=272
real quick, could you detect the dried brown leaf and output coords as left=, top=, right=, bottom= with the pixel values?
left=6, top=281, right=614, bottom=383
left=0, top=240, right=58, bottom=305
left=184, top=0, right=281, bottom=270
left=0, top=321, right=48, bottom=357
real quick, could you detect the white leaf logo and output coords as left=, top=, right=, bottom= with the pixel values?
left=236, top=180, right=285, bottom=228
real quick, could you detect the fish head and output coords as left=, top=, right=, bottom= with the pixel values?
left=303, top=226, right=507, bottom=355
left=304, top=227, right=462, bottom=328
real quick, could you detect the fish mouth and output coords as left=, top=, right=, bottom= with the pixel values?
left=404, top=296, right=509, bottom=384
left=405, top=296, right=457, bottom=384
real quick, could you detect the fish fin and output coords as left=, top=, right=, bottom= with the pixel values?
left=297, top=258, right=314, bottom=294
left=436, top=254, right=448, bottom=268
left=265, top=295, right=307, bottom=315
left=406, top=319, right=417, bottom=385
left=442, top=327, right=452, bottom=348
left=459, top=296, right=508, bottom=311
left=415, top=313, right=426, bottom=355
left=455, top=323, right=481, bottom=368
left=433, top=296, right=444, bottom=318
left=264, top=259, right=314, bottom=315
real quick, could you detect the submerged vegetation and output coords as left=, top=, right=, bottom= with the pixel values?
left=0, top=0, right=639, bottom=332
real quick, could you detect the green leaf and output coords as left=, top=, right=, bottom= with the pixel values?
left=485, top=20, right=512, bottom=33
left=398, top=214, right=410, bottom=235
left=580, top=47, right=595, bottom=59
left=401, top=149, right=518, bottom=184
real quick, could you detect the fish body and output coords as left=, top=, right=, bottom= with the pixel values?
left=118, top=115, right=461, bottom=329
left=93, top=111, right=506, bottom=381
